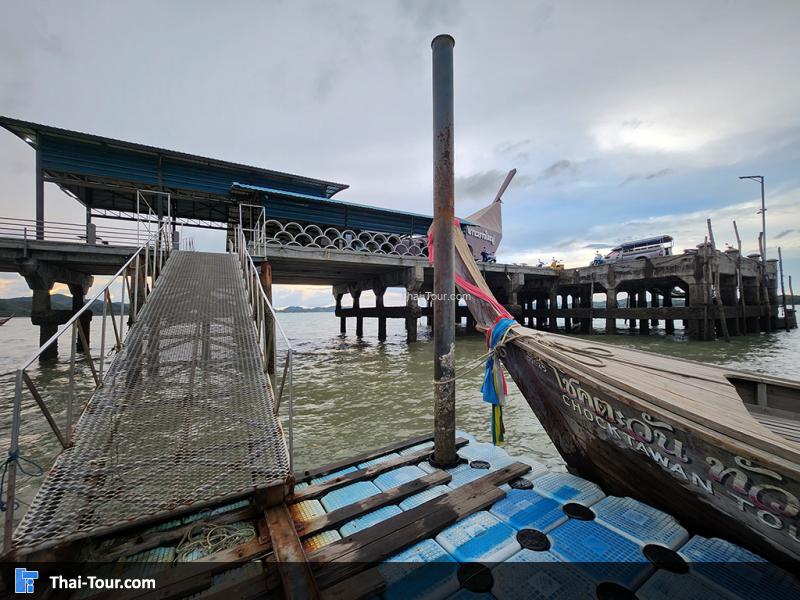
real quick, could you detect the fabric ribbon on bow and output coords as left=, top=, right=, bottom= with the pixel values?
left=481, top=316, right=516, bottom=445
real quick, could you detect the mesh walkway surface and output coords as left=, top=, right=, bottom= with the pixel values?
left=14, top=251, right=289, bottom=550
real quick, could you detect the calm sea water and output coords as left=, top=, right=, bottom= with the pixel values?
left=1, top=312, right=798, bottom=538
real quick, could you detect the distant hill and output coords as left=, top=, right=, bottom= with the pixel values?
left=0, top=294, right=127, bottom=317
left=277, top=305, right=335, bottom=313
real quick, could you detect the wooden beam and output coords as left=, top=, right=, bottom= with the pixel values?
left=297, top=470, right=451, bottom=539
left=290, top=438, right=467, bottom=503
left=265, top=504, right=320, bottom=600
left=294, top=432, right=436, bottom=482
left=311, top=462, right=530, bottom=590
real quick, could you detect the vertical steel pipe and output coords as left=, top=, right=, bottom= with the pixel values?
left=67, top=323, right=77, bottom=444
left=3, top=369, right=24, bottom=551
left=431, top=34, right=458, bottom=467
left=35, top=148, right=44, bottom=240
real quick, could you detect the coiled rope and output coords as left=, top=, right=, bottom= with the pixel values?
left=0, top=450, right=44, bottom=512
left=174, top=520, right=256, bottom=562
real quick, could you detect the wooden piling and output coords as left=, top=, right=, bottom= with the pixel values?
left=733, top=221, right=747, bottom=334
left=376, top=287, right=387, bottom=341
left=707, top=220, right=730, bottom=342
left=778, top=246, right=790, bottom=332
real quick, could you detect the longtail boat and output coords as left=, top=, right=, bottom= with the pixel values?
left=451, top=224, right=800, bottom=563
left=0, top=314, right=13, bottom=326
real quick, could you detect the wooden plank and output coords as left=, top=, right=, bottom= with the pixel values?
left=320, top=568, right=385, bottom=600
left=291, top=438, right=467, bottom=503
left=265, top=503, right=320, bottom=600
left=297, top=470, right=451, bottom=539
left=310, top=462, right=530, bottom=590
left=295, top=432, right=435, bottom=483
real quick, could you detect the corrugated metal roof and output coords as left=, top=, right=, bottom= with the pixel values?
left=231, top=182, right=447, bottom=235
left=0, top=115, right=472, bottom=235
left=0, top=115, right=348, bottom=199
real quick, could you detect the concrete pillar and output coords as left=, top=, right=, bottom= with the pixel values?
left=606, top=288, right=617, bottom=334
left=68, top=283, right=92, bottom=352
left=578, top=290, right=590, bottom=334
left=686, top=283, right=705, bottom=341
left=32, top=290, right=58, bottom=360
left=628, top=292, right=637, bottom=332
left=663, top=291, right=675, bottom=334
left=352, top=290, right=364, bottom=338
left=720, top=281, right=739, bottom=336
left=548, top=286, right=558, bottom=332
left=650, top=290, right=659, bottom=327
left=425, top=293, right=433, bottom=327
left=336, top=293, right=346, bottom=334
left=562, top=293, right=572, bottom=332
left=766, top=260, right=779, bottom=332
left=743, top=278, right=760, bottom=334
left=466, top=312, right=476, bottom=333
left=376, top=287, right=387, bottom=342
left=638, top=290, right=649, bottom=335
left=406, top=288, right=419, bottom=343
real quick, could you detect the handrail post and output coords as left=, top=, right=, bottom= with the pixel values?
left=67, top=322, right=77, bottom=445
left=288, top=348, right=294, bottom=472
left=100, top=291, right=108, bottom=380
left=3, top=370, right=24, bottom=552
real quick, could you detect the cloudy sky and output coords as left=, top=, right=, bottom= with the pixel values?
left=1, top=1, right=798, bottom=307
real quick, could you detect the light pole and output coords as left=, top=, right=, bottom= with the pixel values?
left=739, top=175, right=766, bottom=264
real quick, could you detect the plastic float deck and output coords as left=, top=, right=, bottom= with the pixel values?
left=12, top=251, right=290, bottom=552
left=46, top=432, right=800, bottom=600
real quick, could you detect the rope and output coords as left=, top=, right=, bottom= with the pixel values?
left=0, top=450, right=44, bottom=512
left=174, top=520, right=256, bottom=562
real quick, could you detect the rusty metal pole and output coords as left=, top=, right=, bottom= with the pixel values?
left=431, top=34, right=458, bottom=467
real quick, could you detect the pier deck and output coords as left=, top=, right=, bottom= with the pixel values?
left=22, top=432, right=796, bottom=600
left=12, top=251, right=289, bottom=553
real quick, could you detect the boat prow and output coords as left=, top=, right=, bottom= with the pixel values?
left=449, top=223, right=800, bottom=563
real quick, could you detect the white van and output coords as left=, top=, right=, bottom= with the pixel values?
left=604, top=235, right=673, bottom=263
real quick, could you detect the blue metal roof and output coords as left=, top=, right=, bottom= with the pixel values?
left=0, top=115, right=471, bottom=235
left=231, top=183, right=443, bottom=235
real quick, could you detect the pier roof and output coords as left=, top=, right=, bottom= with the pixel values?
left=0, top=116, right=442, bottom=234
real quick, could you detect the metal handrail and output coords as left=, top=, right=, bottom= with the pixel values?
left=0, top=217, right=143, bottom=246
left=2, top=222, right=173, bottom=552
left=229, top=225, right=294, bottom=472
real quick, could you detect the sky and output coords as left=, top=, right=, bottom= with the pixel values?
left=1, top=1, right=798, bottom=307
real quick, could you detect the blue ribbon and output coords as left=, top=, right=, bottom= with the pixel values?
left=481, top=318, right=516, bottom=406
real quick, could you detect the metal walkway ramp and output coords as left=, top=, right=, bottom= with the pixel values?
left=14, top=251, right=289, bottom=551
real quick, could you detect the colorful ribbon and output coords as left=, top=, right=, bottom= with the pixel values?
left=482, top=317, right=516, bottom=445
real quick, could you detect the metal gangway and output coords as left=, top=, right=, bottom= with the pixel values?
left=3, top=224, right=293, bottom=555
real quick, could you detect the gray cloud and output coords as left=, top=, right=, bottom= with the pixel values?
left=496, top=138, right=534, bottom=162
left=583, top=242, right=612, bottom=249
left=537, top=159, right=579, bottom=181
left=774, top=229, right=796, bottom=240
left=622, top=168, right=673, bottom=186
left=456, top=169, right=530, bottom=199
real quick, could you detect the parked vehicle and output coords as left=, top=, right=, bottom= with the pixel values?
left=604, top=235, right=673, bottom=262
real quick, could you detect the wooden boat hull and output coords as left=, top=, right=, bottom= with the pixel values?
left=500, top=341, right=800, bottom=563
left=445, top=222, right=800, bottom=564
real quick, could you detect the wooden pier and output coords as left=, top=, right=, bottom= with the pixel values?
left=276, top=240, right=785, bottom=342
